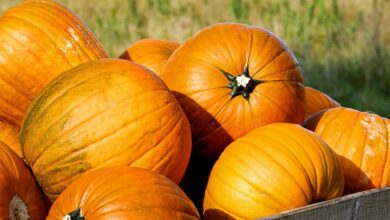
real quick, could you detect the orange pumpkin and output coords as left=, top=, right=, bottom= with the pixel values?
left=203, top=123, right=344, bottom=219
left=304, top=86, right=340, bottom=119
left=47, top=166, right=200, bottom=220
left=305, top=107, right=390, bottom=194
left=160, top=23, right=305, bottom=159
left=0, top=0, right=108, bottom=126
left=0, top=142, right=47, bottom=220
left=0, top=120, right=21, bottom=157
left=120, top=38, right=180, bottom=75
left=21, top=59, right=192, bottom=202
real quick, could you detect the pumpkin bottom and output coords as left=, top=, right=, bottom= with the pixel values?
left=9, top=195, right=29, bottom=220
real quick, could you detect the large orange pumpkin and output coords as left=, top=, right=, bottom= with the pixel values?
left=120, top=38, right=180, bottom=75
left=21, top=58, right=192, bottom=202
left=203, top=123, right=344, bottom=219
left=0, top=0, right=108, bottom=126
left=47, top=166, right=200, bottom=220
left=305, top=107, right=390, bottom=194
left=0, top=120, right=21, bottom=157
left=0, top=142, right=47, bottom=220
left=304, top=86, right=340, bottom=119
left=160, top=23, right=305, bottom=159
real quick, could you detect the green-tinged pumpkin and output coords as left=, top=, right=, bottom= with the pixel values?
left=203, top=123, right=344, bottom=219
left=0, top=142, right=47, bottom=220
left=0, top=0, right=108, bottom=126
left=305, top=107, right=390, bottom=194
left=47, top=166, right=200, bottom=220
left=21, top=58, right=192, bottom=202
left=160, top=23, right=305, bottom=159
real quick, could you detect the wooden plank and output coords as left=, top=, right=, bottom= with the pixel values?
left=262, top=187, right=390, bottom=220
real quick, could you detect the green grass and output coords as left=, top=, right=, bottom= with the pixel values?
left=2, top=0, right=390, bottom=117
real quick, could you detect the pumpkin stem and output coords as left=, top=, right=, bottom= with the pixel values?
left=63, top=208, right=84, bottom=220
left=220, top=66, right=262, bottom=100
left=9, top=195, right=30, bottom=220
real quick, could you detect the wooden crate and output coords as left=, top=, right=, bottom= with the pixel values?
left=262, top=187, right=390, bottom=220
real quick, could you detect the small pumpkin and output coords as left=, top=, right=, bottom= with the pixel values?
left=305, top=107, right=390, bottom=194
left=0, top=0, right=108, bottom=126
left=160, top=23, right=305, bottom=159
left=0, top=120, right=21, bottom=157
left=0, top=142, right=47, bottom=220
left=119, top=38, right=180, bottom=75
left=304, top=86, right=340, bottom=119
left=47, top=166, right=200, bottom=220
left=203, top=123, right=344, bottom=219
left=21, top=58, right=192, bottom=202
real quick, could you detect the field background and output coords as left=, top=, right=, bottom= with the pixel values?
left=1, top=0, right=389, bottom=117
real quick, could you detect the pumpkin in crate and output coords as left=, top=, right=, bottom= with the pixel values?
left=160, top=23, right=305, bottom=159
left=203, top=123, right=344, bottom=219
left=0, top=0, right=108, bottom=126
left=0, top=120, right=21, bottom=157
left=47, top=166, right=200, bottom=220
left=305, top=107, right=390, bottom=194
left=0, top=142, right=47, bottom=220
left=304, top=86, right=340, bottom=119
left=21, top=59, right=192, bottom=202
left=120, top=38, right=180, bottom=75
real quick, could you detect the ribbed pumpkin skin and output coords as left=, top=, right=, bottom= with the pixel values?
left=305, top=107, right=390, bottom=194
left=0, top=120, right=21, bottom=157
left=47, top=167, right=200, bottom=220
left=160, top=23, right=305, bottom=159
left=120, top=38, right=179, bottom=75
left=203, top=123, right=344, bottom=219
left=0, top=0, right=108, bottom=126
left=304, top=86, right=340, bottom=119
left=21, top=59, right=192, bottom=202
left=0, top=142, right=47, bottom=220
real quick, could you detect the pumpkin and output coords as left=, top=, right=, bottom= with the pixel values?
left=47, top=166, right=200, bottom=220
left=0, top=0, right=108, bottom=126
left=304, top=86, right=340, bottom=119
left=119, top=38, right=180, bottom=75
left=0, top=120, right=21, bottom=157
left=304, top=107, right=390, bottom=194
left=0, top=141, right=47, bottom=220
left=203, top=123, right=344, bottom=219
left=160, top=23, right=305, bottom=159
left=21, top=58, right=192, bottom=202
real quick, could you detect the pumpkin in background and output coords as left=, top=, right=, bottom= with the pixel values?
left=47, top=166, right=200, bottom=220
left=0, top=0, right=108, bottom=126
left=304, top=86, right=340, bottom=119
left=305, top=107, right=390, bottom=194
left=203, top=123, right=344, bottom=219
left=160, top=23, right=305, bottom=159
left=0, top=142, right=47, bottom=220
left=0, top=120, right=21, bottom=157
left=119, top=38, right=180, bottom=75
left=21, top=59, right=192, bottom=202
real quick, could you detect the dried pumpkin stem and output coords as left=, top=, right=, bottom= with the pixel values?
left=63, top=208, right=84, bottom=220
left=9, top=194, right=29, bottom=220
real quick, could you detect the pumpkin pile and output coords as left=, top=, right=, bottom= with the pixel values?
left=0, top=1, right=388, bottom=220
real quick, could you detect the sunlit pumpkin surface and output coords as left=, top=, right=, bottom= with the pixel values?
left=203, top=123, right=344, bottom=219
left=21, top=58, right=192, bottom=202
left=160, top=23, right=306, bottom=159
left=304, top=86, right=340, bottom=119
left=305, top=107, right=390, bottom=194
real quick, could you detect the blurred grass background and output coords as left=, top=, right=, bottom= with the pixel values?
left=1, top=0, right=389, bottom=117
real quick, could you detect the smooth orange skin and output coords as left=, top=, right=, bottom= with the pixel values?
left=160, top=23, right=305, bottom=159
left=0, top=120, right=21, bottom=157
left=0, top=0, right=108, bottom=126
left=120, top=38, right=179, bottom=75
left=304, top=86, right=340, bottom=119
left=0, top=142, right=47, bottom=220
left=203, top=123, right=344, bottom=220
left=47, top=166, right=200, bottom=220
left=21, top=59, right=192, bottom=202
left=305, top=107, right=390, bottom=194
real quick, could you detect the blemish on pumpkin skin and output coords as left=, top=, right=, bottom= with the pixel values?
left=68, top=28, right=80, bottom=42
left=360, top=115, right=385, bottom=141
left=364, top=146, right=375, bottom=157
